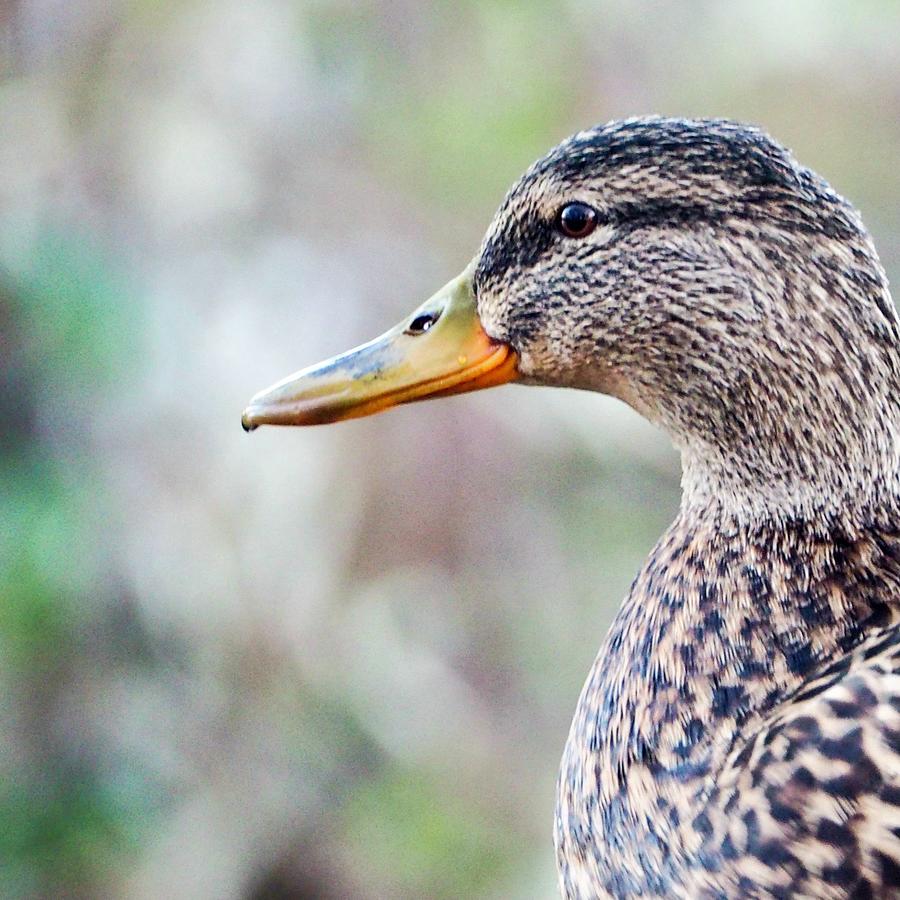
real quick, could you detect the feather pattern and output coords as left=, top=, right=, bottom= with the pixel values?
left=472, top=118, right=900, bottom=897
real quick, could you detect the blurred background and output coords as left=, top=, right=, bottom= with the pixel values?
left=2, top=1, right=899, bottom=897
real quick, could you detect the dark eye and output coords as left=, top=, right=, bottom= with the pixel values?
left=406, top=311, right=440, bottom=335
left=557, top=202, right=598, bottom=238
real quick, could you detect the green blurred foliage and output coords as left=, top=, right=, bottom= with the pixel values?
left=341, top=766, right=516, bottom=899
left=1, top=229, right=153, bottom=895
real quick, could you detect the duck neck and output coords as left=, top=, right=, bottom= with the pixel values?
left=677, top=411, right=900, bottom=527
left=636, top=243, right=900, bottom=526
left=555, top=507, right=900, bottom=896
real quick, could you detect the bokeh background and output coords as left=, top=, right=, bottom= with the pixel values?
left=3, top=1, right=899, bottom=897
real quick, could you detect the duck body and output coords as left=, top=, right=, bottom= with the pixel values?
left=243, top=118, right=900, bottom=897
left=557, top=512, right=900, bottom=898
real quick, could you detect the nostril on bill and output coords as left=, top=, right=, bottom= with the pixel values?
left=406, top=311, right=440, bottom=335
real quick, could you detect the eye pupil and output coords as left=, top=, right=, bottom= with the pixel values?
left=558, top=202, right=598, bottom=238
left=407, top=312, right=438, bottom=335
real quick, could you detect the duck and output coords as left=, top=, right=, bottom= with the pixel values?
left=242, top=117, right=900, bottom=898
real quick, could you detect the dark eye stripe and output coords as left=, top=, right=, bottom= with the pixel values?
left=610, top=199, right=720, bottom=227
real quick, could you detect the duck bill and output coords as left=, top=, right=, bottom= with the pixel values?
left=241, top=268, right=518, bottom=430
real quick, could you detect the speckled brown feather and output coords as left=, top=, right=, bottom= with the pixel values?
left=556, top=518, right=900, bottom=898
left=471, top=118, right=900, bottom=897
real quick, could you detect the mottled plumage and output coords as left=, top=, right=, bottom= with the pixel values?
left=244, top=116, right=900, bottom=897
left=557, top=517, right=900, bottom=897
left=473, top=118, right=900, bottom=897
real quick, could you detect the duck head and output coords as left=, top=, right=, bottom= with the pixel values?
left=243, top=117, right=900, bottom=521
